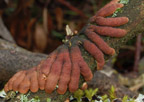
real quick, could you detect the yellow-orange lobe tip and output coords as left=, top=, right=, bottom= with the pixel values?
left=81, top=82, right=88, bottom=90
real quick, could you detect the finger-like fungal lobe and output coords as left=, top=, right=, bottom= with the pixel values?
left=4, top=42, right=93, bottom=94
left=18, top=74, right=31, bottom=94
left=12, top=71, right=26, bottom=92
left=95, top=16, right=129, bottom=27
left=4, top=0, right=129, bottom=95
left=37, top=50, right=58, bottom=90
left=81, top=39, right=105, bottom=70
left=57, top=46, right=72, bottom=94
left=4, top=45, right=72, bottom=94
left=89, top=0, right=124, bottom=22
left=85, top=29, right=115, bottom=55
left=83, top=0, right=129, bottom=70
left=4, top=71, right=26, bottom=92
left=88, top=25, right=127, bottom=37
left=69, top=43, right=93, bottom=92
left=45, top=45, right=71, bottom=94
left=27, top=68, right=39, bottom=93
left=4, top=68, right=39, bottom=94
left=96, top=3, right=123, bottom=17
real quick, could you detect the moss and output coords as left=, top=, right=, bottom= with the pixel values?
left=119, top=0, right=129, bottom=4
left=72, top=87, right=136, bottom=102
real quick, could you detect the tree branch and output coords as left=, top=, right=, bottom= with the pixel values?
left=0, top=17, right=16, bottom=43
left=0, top=0, right=144, bottom=101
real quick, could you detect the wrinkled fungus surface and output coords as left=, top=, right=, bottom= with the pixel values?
left=4, top=0, right=129, bottom=94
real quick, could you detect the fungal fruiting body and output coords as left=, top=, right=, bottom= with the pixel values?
left=4, top=43, right=93, bottom=94
left=4, top=45, right=72, bottom=94
left=4, top=0, right=129, bottom=94
left=83, top=0, right=129, bottom=70
left=69, top=42, right=93, bottom=92
left=44, top=45, right=72, bottom=94
left=81, top=39, right=105, bottom=70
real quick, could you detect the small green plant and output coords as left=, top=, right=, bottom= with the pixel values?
left=112, top=8, right=122, bottom=17
left=120, top=0, right=129, bottom=4
left=47, top=98, right=51, bottom=102
left=112, top=0, right=129, bottom=17
left=101, top=94, right=111, bottom=102
left=72, top=86, right=143, bottom=102
left=122, top=95, right=128, bottom=102
left=122, top=95, right=135, bottom=102
left=73, top=88, right=98, bottom=102
left=108, top=86, right=117, bottom=100
left=85, top=88, right=98, bottom=101
left=74, top=89, right=84, bottom=102
left=5, top=91, right=17, bottom=100
left=20, top=93, right=40, bottom=102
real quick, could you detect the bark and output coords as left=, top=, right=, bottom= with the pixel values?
left=0, top=39, right=46, bottom=82
left=0, top=0, right=144, bottom=101
left=0, top=17, right=15, bottom=43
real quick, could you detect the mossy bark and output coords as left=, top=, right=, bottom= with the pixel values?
left=1, top=0, right=144, bottom=101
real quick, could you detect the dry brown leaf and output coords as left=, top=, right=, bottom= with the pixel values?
left=34, top=24, right=47, bottom=52
left=55, top=7, right=63, bottom=30
left=0, top=10, right=3, bottom=16
left=68, top=22, right=76, bottom=32
left=81, top=82, right=88, bottom=90
left=18, top=0, right=34, bottom=9
left=27, top=18, right=37, bottom=49
left=64, top=98, right=70, bottom=102
left=43, top=7, right=48, bottom=34
left=47, top=13, right=53, bottom=34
